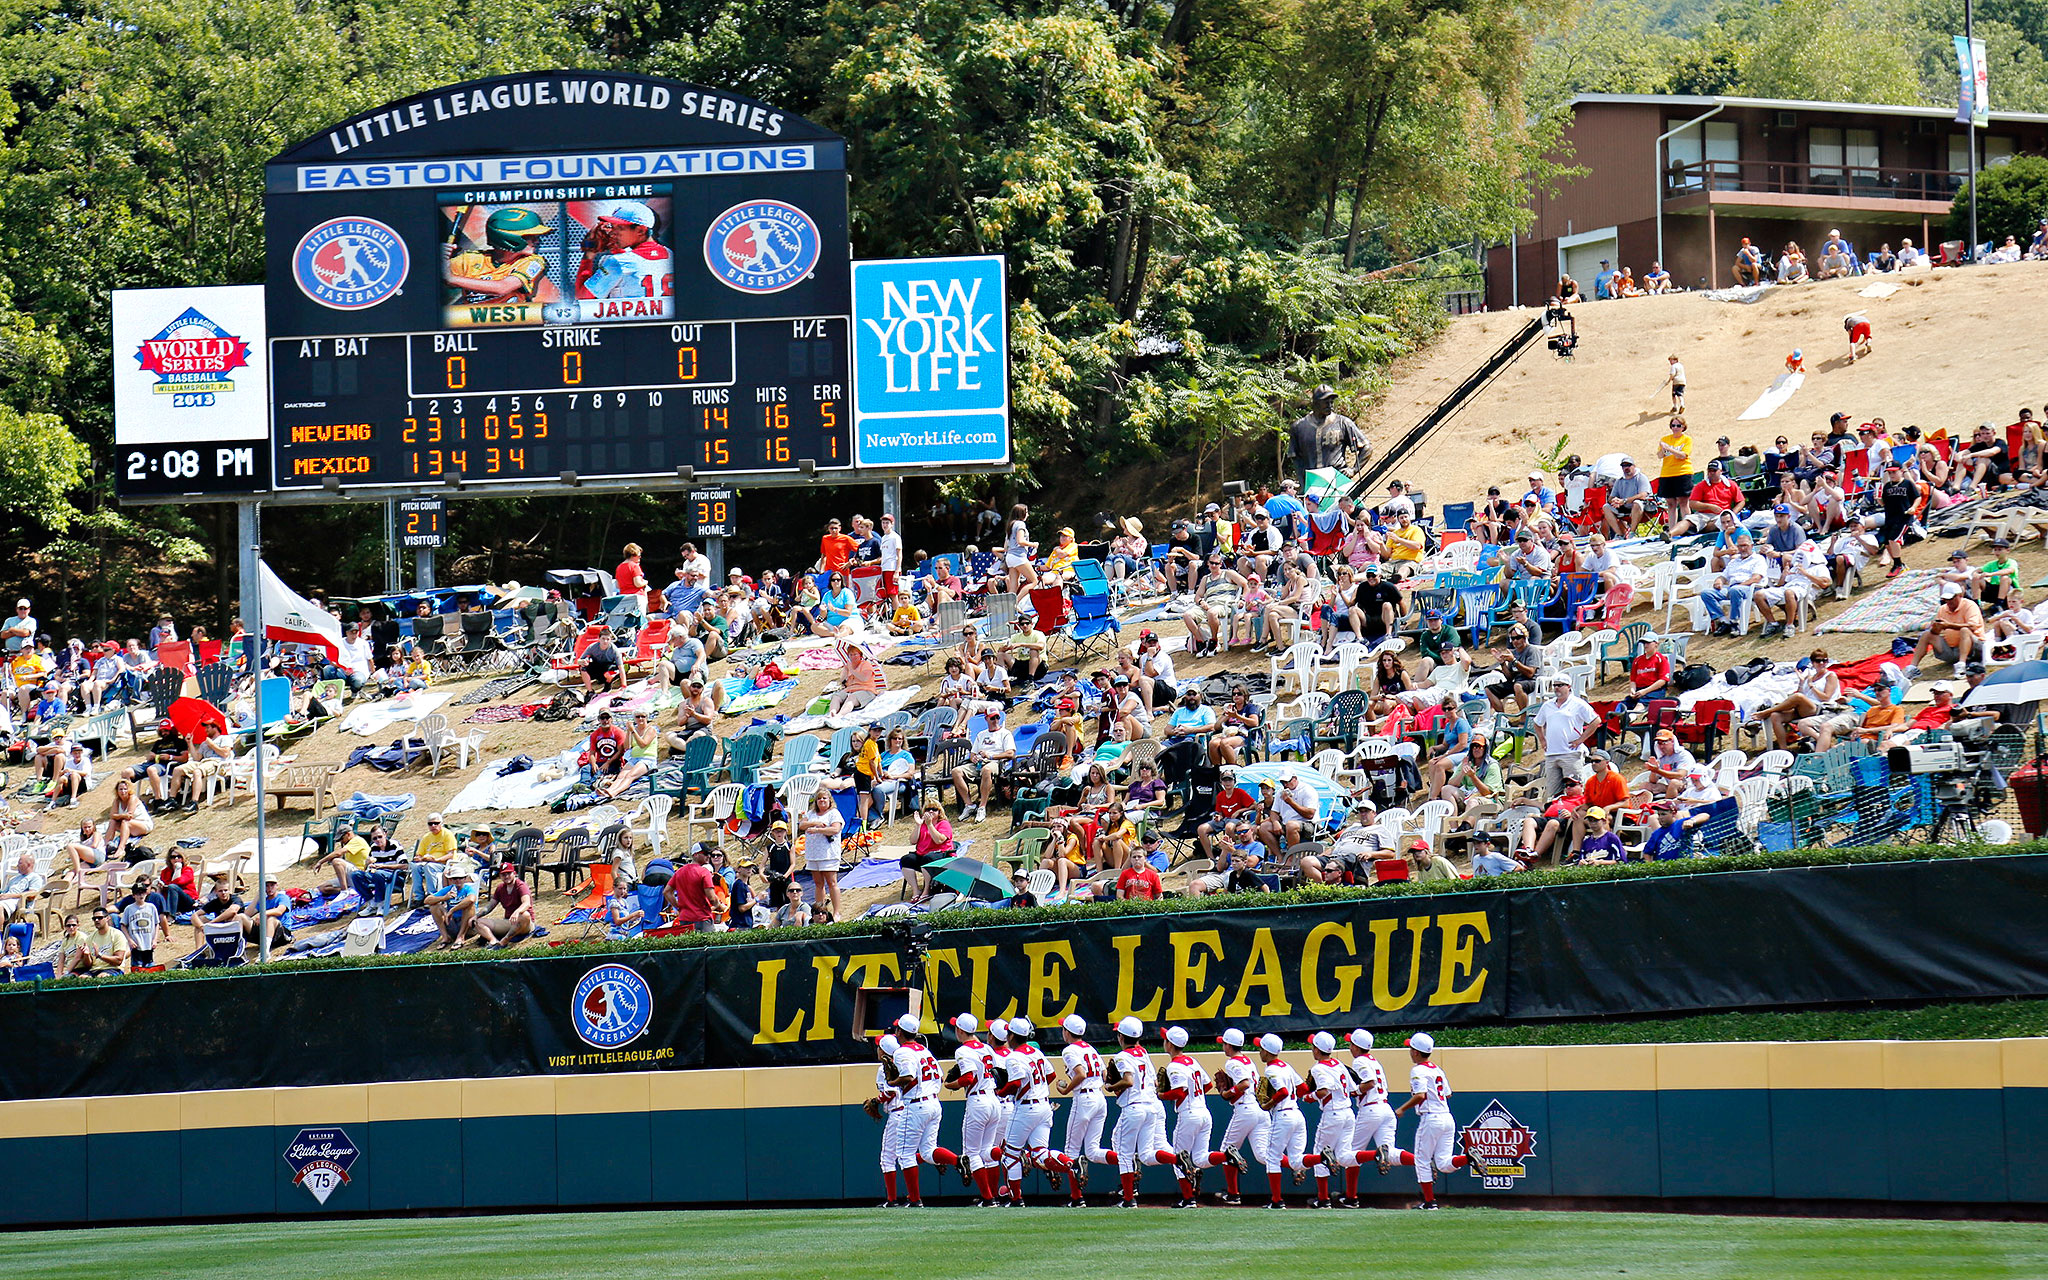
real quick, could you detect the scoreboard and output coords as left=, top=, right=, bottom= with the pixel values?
left=260, top=71, right=853, bottom=493
left=272, top=317, right=848, bottom=486
left=113, top=73, right=1009, bottom=506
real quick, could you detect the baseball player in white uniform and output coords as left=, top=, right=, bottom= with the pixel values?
left=1160, top=1025, right=1228, bottom=1199
left=1056, top=1013, right=1110, bottom=1203
left=873, top=1034, right=908, bottom=1206
left=1256, top=1032, right=1323, bottom=1207
left=1345, top=1027, right=1399, bottom=1203
left=1213, top=1027, right=1270, bottom=1205
left=886, top=1013, right=960, bottom=1206
left=986, top=1018, right=1017, bottom=1200
left=1306, top=1031, right=1358, bottom=1208
left=1105, top=1016, right=1199, bottom=1207
left=997, top=1016, right=1070, bottom=1205
left=1393, top=1031, right=1469, bottom=1209
left=947, top=1012, right=1005, bottom=1205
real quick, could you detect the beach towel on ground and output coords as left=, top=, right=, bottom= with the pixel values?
left=839, top=851, right=909, bottom=891
left=283, top=888, right=362, bottom=930
left=1737, top=370, right=1804, bottom=421
left=340, top=689, right=452, bottom=736
left=783, top=684, right=923, bottom=733
left=336, top=792, right=417, bottom=821
left=1816, top=569, right=1941, bottom=634
left=723, top=677, right=798, bottom=716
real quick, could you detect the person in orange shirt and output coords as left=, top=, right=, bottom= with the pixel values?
left=817, top=518, right=857, bottom=575
left=1575, top=751, right=1638, bottom=853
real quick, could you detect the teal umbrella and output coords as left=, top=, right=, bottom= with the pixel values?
left=928, top=855, right=1012, bottom=901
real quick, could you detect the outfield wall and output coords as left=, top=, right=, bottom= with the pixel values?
left=3, top=1040, right=2044, bottom=1226
left=9, top=854, right=2048, bottom=1100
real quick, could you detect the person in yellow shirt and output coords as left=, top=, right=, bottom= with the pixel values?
left=1044, top=528, right=1080, bottom=580
left=1384, top=510, right=1427, bottom=571
left=409, top=813, right=460, bottom=902
left=1654, top=416, right=1695, bottom=529
left=317, top=827, right=372, bottom=896
left=888, top=591, right=925, bottom=635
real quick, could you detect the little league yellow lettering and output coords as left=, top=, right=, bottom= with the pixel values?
left=1110, top=934, right=1162, bottom=1023
left=1429, top=911, right=1491, bottom=1007
left=751, top=958, right=805, bottom=1045
left=1369, top=916, right=1433, bottom=1011
left=1165, top=930, right=1225, bottom=1021
left=1222, top=927, right=1293, bottom=1018
left=1021, top=940, right=1078, bottom=1027
left=1300, top=921, right=1363, bottom=1016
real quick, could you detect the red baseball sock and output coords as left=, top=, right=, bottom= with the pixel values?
left=1206, top=1152, right=1227, bottom=1167
left=1267, top=1171, right=1284, bottom=1204
left=977, top=1168, right=998, bottom=1200
left=1224, top=1165, right=1239, bottom=1196
left=904, top=1167, right=922, bottom=1202
left=1302, top=1153, right=1322, bottom=1167
left=1156, top=1150, right=1177, bottom=1166
left=1120, top=1171, right=1137, bottom=1199
left=933, top=1147, right=959, bottom=1166
left=1009, top=1179, right=1024, bottom=1202
left=1345, top=1166, right=1359, bottom=1198
left=1398, top=1151, right=1417, bottom=1166
left=1177, top=1176, right=1195, bottom=1198
left=1105, top=1150, right=1120, bottom=1166
left=1421, top=1181, right=1436, bottom=1203
left=883, top=1170, right=898, bottom=1201
left=1451, top=1154, right=1469, bottom=1169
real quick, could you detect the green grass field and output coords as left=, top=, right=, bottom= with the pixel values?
left=14, top=1206, right=2048, bottom=1279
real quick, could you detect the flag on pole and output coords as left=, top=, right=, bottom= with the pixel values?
left=260, top=561, right=344, bottom=661
left=1956, top=35, right=1990, bottom=126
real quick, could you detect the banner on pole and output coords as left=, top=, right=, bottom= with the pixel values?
left=1956, top=35, right=1990, bottom=126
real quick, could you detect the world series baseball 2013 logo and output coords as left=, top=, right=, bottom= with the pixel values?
left=703, top=200, right=819, bottom=295
left=293, top=217, right=408, bottom=311
left=1460, top=1099, right=1539, bottom=1190
left=133, top=307, right=250, bottom=404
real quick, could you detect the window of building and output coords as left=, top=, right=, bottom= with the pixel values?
left=1810, top=127, right=1876, bottom=190
left=1948, top=133, right=2016, bottom=178
left=1667, top=120, right=1740, bottom=190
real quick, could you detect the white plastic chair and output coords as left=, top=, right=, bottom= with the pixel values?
left=1754, top=749, right=1794, bottom=778
left=1326, top=641, right=1371, bottom=693
left=1271, top=642, right=1322, bottom=700
left=632, top=793, right=676, bottom=862
left=782, top=772, right=824, bottom=813
left=1709, top=748, right=1748, bottom=792
left=684, top=782, right=742, bottom=847
left=1025, top=868, right=1055, bottom=899
left=223, top=744, right=285, bottom=806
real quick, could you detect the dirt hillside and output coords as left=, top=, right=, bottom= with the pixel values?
left=1373, top=263, right=2047, bottom=501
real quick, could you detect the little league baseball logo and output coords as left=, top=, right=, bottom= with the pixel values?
left=282, top=1127, right=360, bottom=1205
left=133, top=307, right=250, bottom=397
left=704, top=200, right=820, bottom=294
left=571, top=962, right=653, bottom=1049
left=293, top=216, right=408, bottom=310
left=1460, top=1099, right=1538, bottom=1190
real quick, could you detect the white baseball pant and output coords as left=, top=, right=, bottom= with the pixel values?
left=1312, top=1103, right=1357, bottom=1180
left=1003, top=1100, right=1054, bottom=1182
left=961, top=1097, right=1004, bottom=1171
left=1111, top=1100, right=1171, bottom=1167
left=1352, top=1102, right=1398, bottom=1163
left=1264, top=1107, right=1308, bottom=1173
left=879, top=1107, right=908, bottom=1172
left=901, top=1099, right=942, bottom=1166
left=1220, top=1102, right=1270, bottom=1167
left=1413, top=1115, right=1458, bottom=1184
left=1171, top=1102, right=1213, bottom=1158
left=1063, top=1090, right=1110, bottom=1166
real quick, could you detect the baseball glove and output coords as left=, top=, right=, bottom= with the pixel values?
left=1254, top=1075, right=1276, bottom=1108
left=1156, top=1065, right=1172, bottom=1094
left=944, top=1063, right=963, bottom=1088
left=862, top=1096, right=884, bottom=1122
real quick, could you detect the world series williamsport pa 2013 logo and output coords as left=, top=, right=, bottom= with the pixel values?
left=703, top=200, right=819, bottom=294
left=292, top=216, right=408, bottom=310
left=1461, top=1099, right=1539, bottom=1190
left=132, top=307, right=250, bottom=407
left=571, top=963, right=653, bottom=1049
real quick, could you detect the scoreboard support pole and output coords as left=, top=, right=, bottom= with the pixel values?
left=383, top=501, right=402, bottom=595
left=238, top=498, right=272, bottom=965
left=882, top=479, right=901, bottom=524
left=706, top=537, right=726, bottom=587
left=236, top=502, right=261, bottom=636
left=416, top=549, right=436, bottom=591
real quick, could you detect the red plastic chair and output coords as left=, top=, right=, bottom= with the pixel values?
left=1029, top=586, right=1071, bottom=632
left=1572, top=485, right=1608, bottom=532
left=1372, top=858, right=1410, bottom=884
left=1573, top=582, right=1634, bottom=630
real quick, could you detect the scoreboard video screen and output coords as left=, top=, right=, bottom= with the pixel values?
left=262, top=72, right=853, bottom=491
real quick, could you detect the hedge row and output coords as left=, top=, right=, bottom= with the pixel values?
left=20, top=837, right=2036, bottom=988
left=1421, top=998, right=2048, bottom=1047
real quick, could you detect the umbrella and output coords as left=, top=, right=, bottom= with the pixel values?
left=493, top=583, right=548, bottom=604
left=166, top=696, right=229, bottom=740
left=1304, top=467, right=1352, bottom=504
left=1590, top=452, right=1631, bottom=482
left=1962, top=660, right=2048, bottom=708
left=928, top=855, right=1013, bottom=901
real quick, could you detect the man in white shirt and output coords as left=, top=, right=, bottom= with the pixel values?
left=1378, top=480, right=1416, bottom=523
left=1274, top=770, right=1321, bottom=849
left=1531, top=676, right=1598, bottom=801
left=676, top=541, right=714, bottom=585
left=1580, top=533, right=1623, bottom=591
left=336, top=625, right=374, bottom=690
left=1700, top=533, right=1769, bottom=636
left=1, top=599, right=35, bottom=648
left=949, top=723, right=1016, bottom=822
left=1507, top=531, right=1554, bottom=580
left=1, top=853, right=46, bottom=943
left=1757, top=541, right=1829, bottom=639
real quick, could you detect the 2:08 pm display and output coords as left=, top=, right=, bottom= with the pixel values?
left=270, top=315, right=850, bottom=487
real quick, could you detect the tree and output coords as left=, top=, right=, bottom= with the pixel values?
left=1949, top=153, right=2048, bottom=246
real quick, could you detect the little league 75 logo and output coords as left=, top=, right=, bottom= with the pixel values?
left=283, top=1128, right=360, bottom=1205
left=1460, top=1099, right=1538, bottom=1189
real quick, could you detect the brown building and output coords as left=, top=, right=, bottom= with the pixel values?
left=1487, top=93, right=2048, bottom=310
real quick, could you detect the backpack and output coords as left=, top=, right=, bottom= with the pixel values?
left=1722, top=656, right=1772, bottom=686
left=1674, top=663, right=1715, bottom=693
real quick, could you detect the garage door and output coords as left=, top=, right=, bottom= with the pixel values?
left=1563, top=235, right=1617, bottom=296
